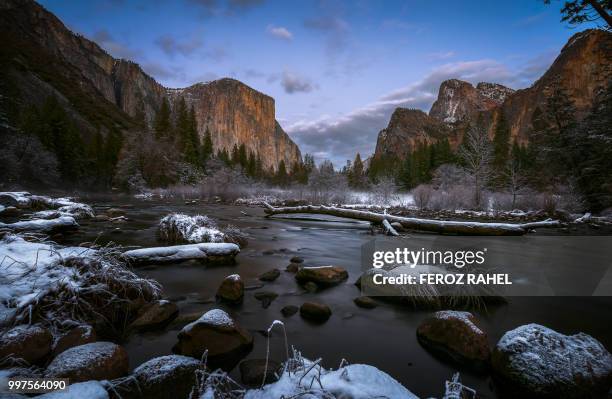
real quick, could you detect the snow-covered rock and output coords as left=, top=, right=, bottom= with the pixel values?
left=111, top=355, right=202, bottom=399
left=159, top=213, right=248, bottom=247
left=0, top=216, right=78, bottom=233
left=216, top=274, right=244, bottom=304
left=417, top=310, right=490, bottom=371
left=491, top=323, right=612, bottom=398
left=52, top=324, right=96, bottom=357
left=123, top=242, right=239, bottom=265
left=173, top=309, right=253, bottom=371
left=0, top=324, right=53, bottom=364
left=45, top=341, right=129, bottom=382
left=0, top=192, right=93, bottom=219
left=241, top=359, right=418, bottom=399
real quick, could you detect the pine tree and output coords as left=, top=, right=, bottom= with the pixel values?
left=350, top=153, right=365, bottom=188
left=201, top=127, right=214, bottom=165
left=493, top=110, right=511, bottom=183
left=276, top=160, right=288, bottom=186
left=154, top=98, right=171, bottom=139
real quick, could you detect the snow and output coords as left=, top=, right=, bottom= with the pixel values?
left=123, top=242, right=239, bottom=264
left=185, top=309, right=235, bottom=331
left=45, top=342, right=120, bottom=378
left=159, top=213, right=225, bottom=243
left=0, top=234, right=96, bottom=324
left=36, top=381, right=109, bottom=399
left=0, top=192, right=93, bottom=219
left=0, top=216, right=78, bottom=233
left=434, top=310, right=484, bottom=335
left=242, top=359, right=418, bottom=399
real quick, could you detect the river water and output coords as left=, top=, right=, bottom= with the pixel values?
left=60, top=196, right=612, bottom=398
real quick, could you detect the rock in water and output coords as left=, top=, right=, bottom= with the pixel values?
left=300, top=302, right=332, bottom=323
left=172, top=309, right=253, bottom=371
left=281, top=305, right=299, bottom=317
left=216, top=274, right=244, bottom=304
left=254, top=291, right=278, bottom=309
left=52, top=325, right=96, bottom=358
left=130, top=300, right=179, bottom=331
left=112, top=355, right=202, bottom=399
left=491, top=323, right=612, bottom=398
left=259, top=268, right=281, bottom=282
left=289, top=256, right=304, bottom=264
left=0, top=324, right=53, bottom=365
left=295, top=266, right=348, bottom=287
left=416, top=311, right=490, bottom=371
left=239, top=358, right=281, bottom=386
left=285, top=263, right=301, bottom=273
left=353, top=296, right=378, bottom=309
left=45, top=342, right=129, bottom=382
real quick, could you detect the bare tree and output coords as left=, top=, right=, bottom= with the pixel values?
left=458, top=127, right=493, bottom=209
left=504, top=160, right=528, bottom=209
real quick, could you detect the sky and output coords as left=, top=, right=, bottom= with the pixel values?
left=39, top=0, right=599, bottom=166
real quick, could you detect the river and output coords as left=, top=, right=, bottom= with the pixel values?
left=59, top=195, right=612, bottom=398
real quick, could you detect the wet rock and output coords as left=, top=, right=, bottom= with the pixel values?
left=45, top=342, right=129, bottom=382
left=289, top=256, right=304, bottom=264
left=281, top=305, right=299, bottom=317
left=300, top=302, right=332, bottom=323
left=106, top=208, right=126, bottom=217
left=52, top=325, right=96, bottom=358
left=0, top=324, right=53, bottom=365
left=417, top=311, right=490, bottom=371
left=285, top=263, right=300, bottom=273
left=491, top=323, right=612, bottom=398
left=254, top=291, right=278, bottom=308
left=130, top=300, right=179, bottom=331
left=259, top=268, right=281, bottom=282
left=303, top=281, right=318, bottom=293
left=216, top=274, right=244, bottom=304
left=296, top=266, right=348, bottom=287
left=353, top=296, right=378, bottom=309
left=172, top=309, right=253, bottom=371
left=112, top=355, right=202, bottom=399
left=239, top=358, right=281, bottom=386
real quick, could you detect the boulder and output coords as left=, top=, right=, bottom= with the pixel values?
left=112, top=355, right=202, bottom=399
left=300, top=302, right=332, bottom=323
left=416, top=311, right=490, bottom=371
left=254, top=291, right=278, bottom=309
left=353, top=296, right=378, bottom=309
left=295, top=266, right=348, bottom=287
left=259, top=269, right=281, bottom=282
left=130, top=300, right=179, bottom=331
left=239, top=358, right=281, bottom=386
left=285, top=263, right=300, bottom=273
left=172, top=309, right=253, bottom=371
left=106, top=208, right=126, bottom=217
left=216, top=274, right=244, bottom=304
left=45, top=342, right=129, bottom=382
left=52, top=325, right=96, bottom=358
left=281, top=305, right=299, bottom=317
left=491, top=323, right=612, bottom=398
left=0, top=324, right=53, bottom=365
left=303, top=282, right=318, bottom=293
left=289, top=256, right=304, bottom=264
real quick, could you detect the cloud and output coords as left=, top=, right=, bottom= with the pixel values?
left=92, top=29, right=140, bottom=59
left=285, top=55, right=557, bottom=165
left=154, top=34, right=203, bottom=57
left=266, top=24, right=293, bottom=40
left=281, top=71, right=316, bottom=94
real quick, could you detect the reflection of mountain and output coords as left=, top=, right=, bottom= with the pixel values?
left=373, top=29, right=612, bottom=159
left=0, top=0, right=301, bottom=172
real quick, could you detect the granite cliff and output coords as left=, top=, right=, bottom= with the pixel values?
left=0, top=0, right=300, bottom=172
left=373, top=29, right=611, bottom=160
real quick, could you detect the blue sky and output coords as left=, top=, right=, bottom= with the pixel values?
left=39, top=0, right=599, bottom=165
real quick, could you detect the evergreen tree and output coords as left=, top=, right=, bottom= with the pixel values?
left=276, top=160, right=288, bottom=186
left=154, top=98, right=171, bottom=139
left=201, top=127, right=214, bottom=165
left=230, top=144, right=240, bottom=165
left=238, top=143, right=248, bottom=169
left=493, top=110, right=511, bottom=182
left=349, top=153, right=365, bottom=188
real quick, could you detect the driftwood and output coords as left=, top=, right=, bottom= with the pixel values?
left=263, top=203, right=561, bottom=236
left=382, top=219, right=399, bottom=236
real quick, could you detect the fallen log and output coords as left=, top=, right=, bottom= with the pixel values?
left=263, top=203, right=561, bottom=236
left=123, top=243, right=240, bottom=265
left=382, top=219, right=399, bottom=236
left=0, top=216, right=79, bottom=234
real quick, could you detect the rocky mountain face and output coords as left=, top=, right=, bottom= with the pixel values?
left=0, top=0, right=300, bottom=172
left=373, top=29, right=611, bottom=160
left=167, top=79, right=300, bottom=170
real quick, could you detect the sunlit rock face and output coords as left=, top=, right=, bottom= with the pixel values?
left=167, top=79, right=301, bottom=171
